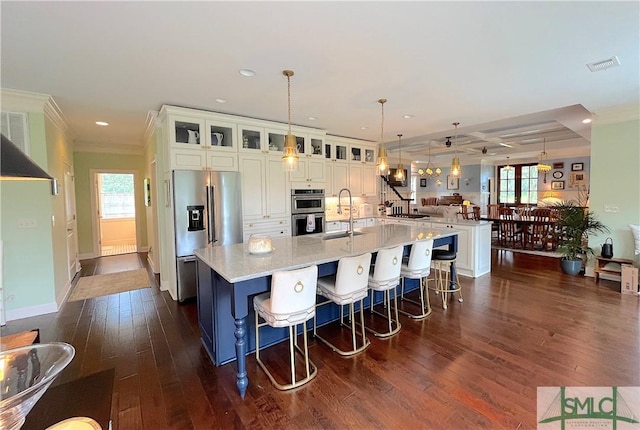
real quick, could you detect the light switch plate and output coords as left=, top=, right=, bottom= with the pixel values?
left=17, top=218, right=38, bottom=229
left=603, top=204, right=619, bottom=213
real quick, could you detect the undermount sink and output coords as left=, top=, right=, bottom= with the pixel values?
left=321, top=230, right=365, bottom=240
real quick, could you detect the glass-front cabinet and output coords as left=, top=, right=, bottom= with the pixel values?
left=205, top=119, right=236, bottom=151
left=349, top=144, right=376, bottom=164
left=325, top=141, right=348, bottom=163
left=170, top=116, right=205, bottom=147
left=238, top=124, right=265, bottom=152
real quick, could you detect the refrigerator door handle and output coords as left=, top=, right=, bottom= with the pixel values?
left=207, top=184, right=216, bottom=244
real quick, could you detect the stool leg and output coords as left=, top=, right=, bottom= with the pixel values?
left=289, top=325, right=296, bottom=386
left=350, top=302, right=357, bottom=352
left=303, top=324, right=310, bottom=380
left=255, top=309, right=261, bottom=362
left=359, top=299, right=367, bottom=347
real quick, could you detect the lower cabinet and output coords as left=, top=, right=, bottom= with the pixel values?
left=243, top=217, right=291, bottom=242
left=431, top=221, right=491, bottom=278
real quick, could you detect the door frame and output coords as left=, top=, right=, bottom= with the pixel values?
left=89, top=169, right=139, bottom=257
left=63, top=161, right=79, bottom=279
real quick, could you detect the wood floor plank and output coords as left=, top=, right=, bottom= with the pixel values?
left=2, top=250, right=637, bottom=429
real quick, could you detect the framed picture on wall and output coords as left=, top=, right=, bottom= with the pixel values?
left=571, top=163, right=584, bottom=171
left=447, top=175, right=459, bottom=190
left=569, top=172, right=586, bottom=187
left=552, top=162, right=564, bottom=169
left=551, top=181, right=565, bottom=190
left=419, top=178, right=427, bottom=187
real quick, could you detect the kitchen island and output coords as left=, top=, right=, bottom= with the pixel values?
left=194, top=223, right=458, bottom=398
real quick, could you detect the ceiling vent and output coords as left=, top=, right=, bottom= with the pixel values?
left=586, top=56, right=620, bottom=72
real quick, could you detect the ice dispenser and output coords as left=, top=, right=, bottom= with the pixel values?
left=187, top=205, right=205, bottom=231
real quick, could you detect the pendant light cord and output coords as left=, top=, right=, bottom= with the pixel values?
left=287, top=74, right=292, bottom=135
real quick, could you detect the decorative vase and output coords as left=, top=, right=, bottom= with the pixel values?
left=560, top=258, right=582, bottom=275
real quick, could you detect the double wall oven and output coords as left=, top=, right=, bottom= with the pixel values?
left=291, top=189, right=325, bottom=236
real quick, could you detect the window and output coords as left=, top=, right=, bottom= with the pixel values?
left=99, top=173, right=135, bottom=219
left=498, top=163, right=538, bottom=205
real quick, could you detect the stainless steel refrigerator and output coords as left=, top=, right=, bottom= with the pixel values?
left=173, top=170, right=242, bottom=301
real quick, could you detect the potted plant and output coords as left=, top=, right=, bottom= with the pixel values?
left=553, top=200, right=609, bottom=275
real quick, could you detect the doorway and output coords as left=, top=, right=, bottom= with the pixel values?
left=94, top=172, right=138, bottom=256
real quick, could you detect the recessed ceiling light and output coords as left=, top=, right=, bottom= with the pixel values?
left=239, top=69, right=255, bottom=77
left=215, top=98, right=227, bottom=104
left=360, top=126, right=368, bottom=130
left=499, top=142, right=513, bottom=147
left=402, top=115, right=414, bottom=119
left=308, top=116, right=317, bottom=121
left=582, top=118, right=592, bottom=124
left=96, top=121, right=109, bottom=126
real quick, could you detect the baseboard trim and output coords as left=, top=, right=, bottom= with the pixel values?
left=6, top=302, right=58, bottom=322
left=79, top=252, right=98, bottom=260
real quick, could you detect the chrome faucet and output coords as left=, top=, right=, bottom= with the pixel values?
left=337, top=188, right=354, bottom=235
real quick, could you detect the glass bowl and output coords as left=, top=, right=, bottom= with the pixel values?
left=248, top=234, right=273, bottom=254
left=0, top=342, right=75, bottom=430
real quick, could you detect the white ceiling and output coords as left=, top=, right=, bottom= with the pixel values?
left=1, top=1, right=638, bottom=165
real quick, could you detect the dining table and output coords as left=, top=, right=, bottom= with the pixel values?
left=481, top=215, right=558, bottom=250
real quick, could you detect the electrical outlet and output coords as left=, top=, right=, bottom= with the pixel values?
left=603, top=204, right=619, bottom=213
left=5, top=294, right=15, bottom=303
left=17, top=218, right=38, bottom=229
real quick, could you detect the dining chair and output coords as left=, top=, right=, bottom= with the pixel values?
left=472, top=206, right=481, bottom=221
left=527, top=208, right=552, bottom=250
left=498, top=207, right=523, bottom=248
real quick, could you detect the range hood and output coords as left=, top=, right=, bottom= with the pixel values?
left=1, top=133, right=52, bottom=180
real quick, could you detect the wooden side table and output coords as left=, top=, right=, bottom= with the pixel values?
left=594, top=256, right=634, bottom=282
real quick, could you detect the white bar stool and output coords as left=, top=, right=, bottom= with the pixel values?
left=314, top=252, right=372, bottom=356
left=430, top=249, right=463, bottom=310
left=399, top=238, right=434, bottom=319
left=254, top=265, right=318, bottom=390
left=366, top=245, right=405, bottom=338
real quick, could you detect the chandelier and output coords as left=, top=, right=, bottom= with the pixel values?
left=536, top=138, right=551, bottom=183
left=282, top=70, right=299, bottom=172
left=376, top=99, right=388, bottom=174
left=419, top=146, right=441, bottom=177
left=450, top=122, right=461, bottom=178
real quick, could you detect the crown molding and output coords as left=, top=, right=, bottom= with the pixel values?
left=142, top=110, right=160, bottom=149
left=0, top=88, right=49, bottom=112
left=43, top=97, right=74, bottom=139
left=593, top=103, right=640, bottom=125
left=74, top=140, right=144, bottom=156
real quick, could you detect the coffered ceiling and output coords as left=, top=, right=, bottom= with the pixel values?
left=1, top=1, right=638, bottom=164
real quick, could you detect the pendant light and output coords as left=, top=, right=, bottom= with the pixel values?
left=376, top=98, right=389, bottom=174
left=450, top=122, right=461, bottom=178
left=282, top=70, right=299, bottom=172
left=536, top=138, right=551, bottom=183
left=395, top=134, right=405, bottom=181
left=422, top=146, right=441, bottom=177
left=504, top=156, right=513, bottom=171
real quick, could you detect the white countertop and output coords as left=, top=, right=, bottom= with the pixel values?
left=194, top=224, right=458, bottom=283
left=326, top=214, right=490, bottom=226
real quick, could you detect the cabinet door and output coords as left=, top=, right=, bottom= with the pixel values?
left=353, top=219, right=367, bottom=228
left=309, top=135, right=325, bottom=158
left=206, top=151, right=238, bottom=172
left=265, top=156, right=289, bottom=218
left=205, top=119, right=236, bottom=150
left=362, top=165, right=378, bottom=196
left=307, top=158, right=326, bottom=183
left=289, top=158, right=308, bottom=183
left=350, top=164, right=364, bottom=196
left=350, top=145, right=363, bottom=163
left=170, top=148, right=206, bottom=170
left=240, top=155, right=266, bottom=220
left=170, top=116, right=205, bottom=147
left=238, top=124, right=265, bottom=152
left=265, top=129, right=287, bottom=154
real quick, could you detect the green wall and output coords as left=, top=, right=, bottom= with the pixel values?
left=0, top=113, right=56, bottom=311
left=73, top=152, right=148, bottom=255
left=589, top=117, right=640, bottom=262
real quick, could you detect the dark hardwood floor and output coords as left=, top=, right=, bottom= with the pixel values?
left=3, top=251, right=638, bottom=429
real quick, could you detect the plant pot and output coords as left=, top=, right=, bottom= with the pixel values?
left=560, top=258, right=582, bottom=275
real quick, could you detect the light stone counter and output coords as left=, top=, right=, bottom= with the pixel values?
left=194, top=223, right=457, bottom=284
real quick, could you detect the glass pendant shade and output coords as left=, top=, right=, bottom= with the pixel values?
left=377, top=146, right=389, bottom=174
left=282, top=69, right=298, bottom=172
left=282, top=133, right=299, bottom=172
left=376, top=98, right=388, bottom=174
left=395, top=162, right=405, bottom=181
left=450, top=122, right=461, bottom=178
left=450, top=156, right=461, bottom=177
